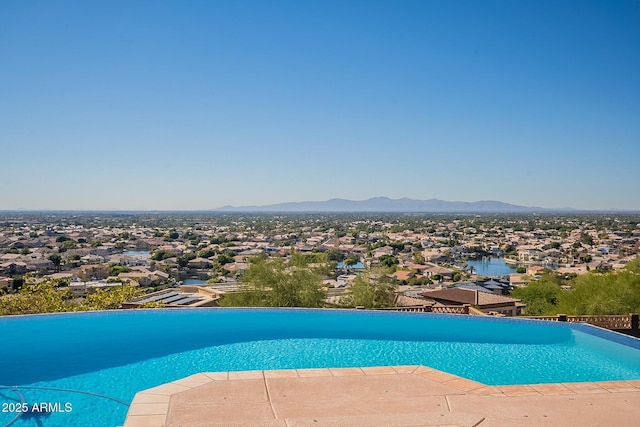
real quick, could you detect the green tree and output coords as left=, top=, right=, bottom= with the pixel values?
left=219, top=257, right=326, bottom=307
left=150, top=250, right=177, bottom=261
left=217, top=250, right=235, bottom=265
left=378, top=254, right=399, bottom=269
left=341, top=269, right=395, bottom=308
left=290, top=252, right=328, bottom=267
left=581, top=254, right=593, bottom=263
left=60, top=239, right=77, bottom=251
left=0, top=279, right=77, bottom=315
left=412, top=251, right=426, bottom=264
left=516, top=266, right=527, bottom=274
left=511, top=275, right=562, bottom=315
left=554, top=268, right=640, bottom=315
left=109, top=264, right=131, bottom=276
left=289, top=252, right=331, bottom=275
left=0, top=279, right=151, bottom=315
left=343, top=256, right=359, bottom=267
left=624, top=256, right=640, bottom=274
left=580, top=233, right=594, bottom=246
left=197, top=249, right=217, bottom=259
left=82, top=284, right=145, bottom=310
left=177, top=253, right=197, bottom=268
left=48, top=254, right=62, bottom=272
left=326, top=249, right=344, bottom=262
left=389, top=241, right=405, bottom=252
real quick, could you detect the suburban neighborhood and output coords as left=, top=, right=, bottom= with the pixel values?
left=1, top=212, right=639, bottom=315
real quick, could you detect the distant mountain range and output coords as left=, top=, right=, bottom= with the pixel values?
left=214, top=197, right=579, bottom=213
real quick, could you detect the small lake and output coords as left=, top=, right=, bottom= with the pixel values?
left=177, top=272, right=211, bottom=285
left=466, top=257, right=517, bottom=276
left=124, top=250, right=150, bottom=257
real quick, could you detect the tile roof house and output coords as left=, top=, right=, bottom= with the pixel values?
left=418, top=288, right=525, bottom=316
left=393, top=270, right=415, bottom=282
left=423, top=265, right=454, bottom=281
left=118, top=272, right=154, bottom=286
left=187, top=257, right=213, bottom=269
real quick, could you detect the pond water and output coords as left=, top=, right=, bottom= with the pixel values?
left=466, top=257, right=517, bottom=276
left=123, top=251, right=150, bottom=257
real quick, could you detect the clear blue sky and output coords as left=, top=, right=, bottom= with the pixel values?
left=1, top=0, right=639, bottom=210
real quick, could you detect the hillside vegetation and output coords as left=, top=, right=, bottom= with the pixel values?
left=0, top=279, right=146, bottom=316
left=512, top=257, right=640, bottom=315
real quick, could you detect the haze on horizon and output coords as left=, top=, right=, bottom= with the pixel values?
left=1, top=0, right=639, bottom=211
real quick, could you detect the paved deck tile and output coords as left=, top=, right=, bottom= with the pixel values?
left=561, top=381, right=609, bottom=394
left=441, top=377, right=486, bottom=392
left=296, top=368, right=332, bottom=377
left=284, top=412, right=484, bottom=427
left=122, top=365, right=640, bottom=427
left=530, top=383, right=575, bottom=395
left=263, top=369, right=300, bottom=379
left=360, top=366, right=399, bottom=375
left=203, top=371, right=229, bottom=381
left=328, top=367, right=365, bottom=376
left=130, top=393, right=171, bottom=404
left=597, top=381, right=639, bottom=392
left=448, top=392, right=640, bottom=427
left=228, top=370, right=264, bottom=380
left=166, top=402, right=276, bottom=426
left=123, top=414, right=168, bottom=427
left=171, top=373, right=213, bottom=388
left=170, top=378, right=268, bottom=405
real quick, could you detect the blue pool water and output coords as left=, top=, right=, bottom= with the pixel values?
left=182, top=278, right=207, bottom=285
left=1, top=309, right=639, bottom=427
left=336, top=261, right=365, bottom=269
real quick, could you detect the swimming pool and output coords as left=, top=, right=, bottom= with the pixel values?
left=1, top=308, right=639, bottom=427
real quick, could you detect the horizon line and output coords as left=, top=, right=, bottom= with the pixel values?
left=1, top=209, right=640, bottom=214
left=1, top=196, right=638, bottom=214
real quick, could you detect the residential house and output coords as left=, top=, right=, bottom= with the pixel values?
left=26, top=259, right=54, bottom=272
left=188, top=257, right=213, bottom=270
left=0, top=262, right=27, bottom=275
left=336, top=274, right=357, bottom=287
left=509, top=274, right=530, bottom=288
left=157, top=257, right=179, bottom=269
left=0, top=277, right=15, bottom=291
left=393, top=270, right=415, bottom=282
left=81, top=254, right=104, bottom=264
left=474, top=277, right=512, bottom=294
left=418, top=288, right=525, bottom=316
left=423, top=265, right=454, bottom=281
left=118, top=271, right=154, bottom=286
left=518, top=246, right=541, bottom=263
left=0, top=253, right=23, bottom=263
left=526, top=266, right=545, bottom=276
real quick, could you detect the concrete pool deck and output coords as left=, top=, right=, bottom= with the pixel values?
left=123, top=365, right=640, bottom=427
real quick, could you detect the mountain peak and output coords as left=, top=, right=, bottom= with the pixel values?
left=214, top=197, right=564, bottom=213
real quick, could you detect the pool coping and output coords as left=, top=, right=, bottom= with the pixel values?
left=122, top=365, right=640, bottom=427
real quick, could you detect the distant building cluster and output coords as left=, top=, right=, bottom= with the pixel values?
left=1, top=213, right=639, bottom=315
